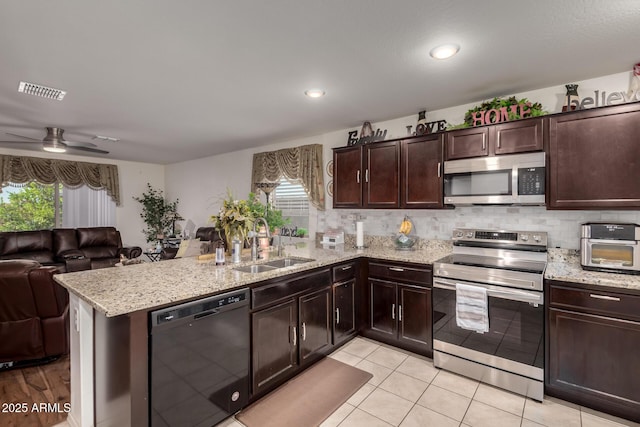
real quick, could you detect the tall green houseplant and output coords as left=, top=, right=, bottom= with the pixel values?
left=133, top=183, right=179, bottom=243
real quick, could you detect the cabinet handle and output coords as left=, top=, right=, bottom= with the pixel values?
left=437, top=162, right=441, bottom=178
left=336, top=308, right=340, bottom=324
left=341, top=265, right=352, bottom=271
left=389, top=267, right=405, bottom=272
left=589, top=294, right=621, bottom=302
left=482, top=137, right=486, bottom=151
left=399, top=305, right=402, bottom=322
left=302, top=322, right=306, bottom=341
left=365, top=169, right=369, bottom=183
left=391, top=303, right=395, bottom=320
left=497, top=137, right=501, bottom=149
left=292, top=326, right=297, bottom=346
left=357, top=170, right=360, bottom=183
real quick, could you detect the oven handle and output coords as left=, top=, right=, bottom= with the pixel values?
left=433, top=277, right=543, bottom=305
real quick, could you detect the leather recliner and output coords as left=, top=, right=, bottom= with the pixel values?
left=0, top=260, right=69, bottom=367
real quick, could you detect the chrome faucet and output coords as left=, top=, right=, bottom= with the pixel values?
left=250, top=217, right=270, bottom=261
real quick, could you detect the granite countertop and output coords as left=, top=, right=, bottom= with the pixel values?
left=54, top=241, right=640, bottom=318
left=546, top=249, right=640, bottom=291
left=54, top=240, right=453, bottom=317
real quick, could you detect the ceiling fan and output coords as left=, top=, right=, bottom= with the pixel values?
left=0, top=127, right=109, bottom=154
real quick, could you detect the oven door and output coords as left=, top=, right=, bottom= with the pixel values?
left=432, top=277, right=544, bottom=380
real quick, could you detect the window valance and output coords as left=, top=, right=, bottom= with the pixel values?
left=251, top=144, right=325, bottom=210
left=0, top=155, right=121, bottom=206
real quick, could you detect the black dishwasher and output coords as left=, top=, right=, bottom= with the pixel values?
left=150, top=288, right=250, bottom=427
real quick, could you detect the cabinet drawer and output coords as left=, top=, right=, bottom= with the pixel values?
left=332, top=261, right=356, bottom=283
left=368, top=262, right=431, bottom=286
left=252, top=269, right=331, bottom=310
left=549, top=284, right=640, bottom=321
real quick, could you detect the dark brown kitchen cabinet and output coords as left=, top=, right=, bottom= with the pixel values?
left=252, top=299, right=298, bottom=395
left=299, top=287, right=332, bottom=364
left=401, top=134, right=444, bottom=208
left=251, top=269, right=332, bottom=396
left=445, top=117, right=543, bottom=160
left=365, top=261, right=432, bottom=356
left=546, top=280, right=640, bottom=423
left=548, top=102, right=640, bottom=209
left=333, top=145, right=363, bottom=208
left=332, top=262, right=357, bottom=346
left=332, top=141, right=400, bottom=208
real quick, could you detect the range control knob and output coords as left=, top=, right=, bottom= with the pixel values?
left=520, top=234, right=529, bottom=241
left=466, top=232, right=474, bottom=238
left=455, top=230, right=464, bottom=238
left=533, top=235, right=542, bottom=242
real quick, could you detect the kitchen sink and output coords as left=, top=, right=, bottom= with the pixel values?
left=232, top=257, right=316, bottom=274
left=233, top=264, right=278, bottom=274
left=263, top=257, right=315, bottom=268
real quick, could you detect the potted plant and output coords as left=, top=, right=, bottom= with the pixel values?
left=133, top=183, right=179, bottom=244
left=210, top=190, right=255, bottom=252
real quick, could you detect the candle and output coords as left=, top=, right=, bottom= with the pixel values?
left=356, top=221, right=364, bottom=247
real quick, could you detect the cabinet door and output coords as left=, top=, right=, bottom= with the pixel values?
left=364, top=141, right=400, bottom=208
left=548, top=308, right=640, bottom=421
left=493, top=118, right=543, bottom=155
left=369, top=279, right=396, bottom=338
left=397, top=285, right=432, bottom=353
left=548, top=103, right=640, bottom=209
left=252, top=299, right=298, bottom=395
left=333, top=146, right=363, bottom=208
left=333, top=279, right=356, bottom=345
left=299, top=287, right=331, bottom=365
left=445, top=127, right=489, bottom=160
left=401, top=135, right=444, bottom=208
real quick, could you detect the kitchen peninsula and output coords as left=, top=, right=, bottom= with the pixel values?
left=54, top=241, right=640, bottom=426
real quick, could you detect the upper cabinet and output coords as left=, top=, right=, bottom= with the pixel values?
left=333, top=135, right=444, bottom=209
left=333, top=141, right=400, bottom=209
left=548, top=102, right=640, bottom=209
left=445, top=118, right=544, bottom=160
left=401, top=134, right=444, bottom=209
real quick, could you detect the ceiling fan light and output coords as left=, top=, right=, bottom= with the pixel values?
left=43, top=141, right=67, bottom=153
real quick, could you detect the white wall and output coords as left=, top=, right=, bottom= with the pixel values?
left=165, top=70, right=639, bottom=250
left=0, top=147, right=164, bottom=249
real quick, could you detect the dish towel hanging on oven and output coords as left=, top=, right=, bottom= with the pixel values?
left=455, top=283, right=489, bottom=333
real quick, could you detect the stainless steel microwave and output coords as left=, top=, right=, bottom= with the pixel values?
left=443, top=152, right=545, bottom=205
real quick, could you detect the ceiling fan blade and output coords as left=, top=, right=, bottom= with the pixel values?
left=0, top=141, right=44, bottom=151
left=64, top=140, right=98, bottom=148
left=67, top=145, right=110, bottom=154
left=5, top=132, right=41, bottom=141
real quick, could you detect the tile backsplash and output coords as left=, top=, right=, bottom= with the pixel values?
left=318, top=207, right=640, bottom=250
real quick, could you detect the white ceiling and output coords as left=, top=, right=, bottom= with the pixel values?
left=0, top=1, right=639, bottom=164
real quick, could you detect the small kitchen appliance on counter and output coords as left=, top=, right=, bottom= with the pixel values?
left=581, top=222, right=640, bottom=274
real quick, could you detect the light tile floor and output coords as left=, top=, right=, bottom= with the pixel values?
left=224, top=337, right=639, bottom=427
left=55, top=337, right=639, bottom=427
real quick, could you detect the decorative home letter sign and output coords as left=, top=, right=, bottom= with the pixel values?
left=471, top=103, right=532, bottom=127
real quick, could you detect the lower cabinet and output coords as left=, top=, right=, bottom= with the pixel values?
left=365, top=261, right=432, bottom=356
left=251, top=269, right=332, bottom=396
left=546, top=280, right=640, bottom=423
left=332, top=261, right=358, bottom=346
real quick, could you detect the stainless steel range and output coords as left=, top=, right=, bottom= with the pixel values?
left=432, top=228, right=548, bottom=401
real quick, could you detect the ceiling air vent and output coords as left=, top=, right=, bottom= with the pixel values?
left=18, top=81, right=67, bottom=101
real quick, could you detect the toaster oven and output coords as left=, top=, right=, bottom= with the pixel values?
left=580, top=222, right=640, bottom=274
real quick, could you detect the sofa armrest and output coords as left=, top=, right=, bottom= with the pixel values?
left=160, top=247, right=178, bottom=260
left=66, top=258, right=92, bottom=272
left=119, top=246, right=142, bottom=259
left=29, top=266, right=68, bottom=318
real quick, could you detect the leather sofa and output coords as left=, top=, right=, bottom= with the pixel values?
left=0, top=227, right=142, bottom=272
left=0, top=260, right=69, bottom=367
left=160, top=227, right=225, bottom=260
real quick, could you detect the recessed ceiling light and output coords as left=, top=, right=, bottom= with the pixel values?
left=429, top=44, right=460, bottom=60
left=18, top=81, right=67, bottom=100
left=305, top=89, right=325, bottom=98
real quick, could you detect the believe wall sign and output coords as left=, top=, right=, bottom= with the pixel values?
left=568, top=89, right=640, bottom=110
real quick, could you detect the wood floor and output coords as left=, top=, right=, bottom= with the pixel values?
left=0, top=355, right=70, bottom=427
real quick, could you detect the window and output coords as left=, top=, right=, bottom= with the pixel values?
left=273, top=177, right=310, bottom=231
left=0, top=182, right=115, bottom=232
